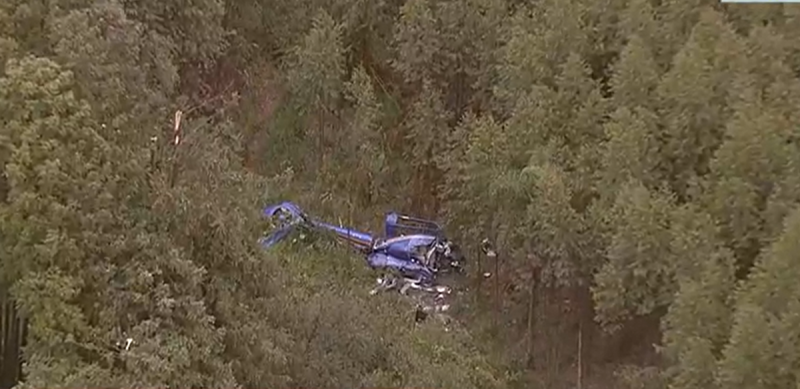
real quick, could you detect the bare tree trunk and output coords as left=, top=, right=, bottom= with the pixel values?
left=475, top=246, right=483, bottom=307
left=578, top=319, right=583, bottom=389
left=526, top=277, right=535, bottom=369
left=544, top=286, right=552, bottom=385
left=526, top=261, right=541, bottom=370
left=1, top=291, right=24, bottom=389
left=493, top=247, right=500, bottom=328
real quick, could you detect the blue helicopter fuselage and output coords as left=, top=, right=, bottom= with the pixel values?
left=312, top=222, right=439, bottom=281
left=260, top=201, right=455, bottom=284
left=372, top=234, right=437, bottom=262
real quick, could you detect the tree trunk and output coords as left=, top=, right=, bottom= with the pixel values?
left=0, top=292, right=24, bottom=389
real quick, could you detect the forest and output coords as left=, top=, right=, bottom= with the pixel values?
left=1, top=0, right=800, bottom=388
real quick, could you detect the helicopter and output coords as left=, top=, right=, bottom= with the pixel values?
left=260, top=201, right=467, bottom=312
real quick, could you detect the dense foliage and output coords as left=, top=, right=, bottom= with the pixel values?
left=1, top=0, right=799, bottom=388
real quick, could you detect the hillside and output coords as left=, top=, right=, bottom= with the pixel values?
left=2, top=0, right=800, bottom=388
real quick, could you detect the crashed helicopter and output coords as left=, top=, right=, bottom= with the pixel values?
left=259, top=201, right=467, bottom=315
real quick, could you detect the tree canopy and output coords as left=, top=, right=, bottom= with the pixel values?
left=2, top=0, right=799, bottom=388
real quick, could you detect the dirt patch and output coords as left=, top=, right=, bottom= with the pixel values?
left=254, top=65, right=282, bottom=122
left=178, top=55, right=284, bottom=169
left=239, top=61, right=285, bottom=172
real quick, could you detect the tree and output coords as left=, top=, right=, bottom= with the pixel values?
left=341, top=65, right=384, bottom=206
left=523, top=162, right=586, bottom=286
left=391, top=0, right=442, bottom=90
left=660, top=205, right=736, bottom=389
left=703, top=90, right=792, bottom=270
left=440, top=111, right=509, bottom=241
left=47, top=1, right=173, bottom=147
left=717, top=205, right=800, bottom=389
left=430, top=0, right=507, bottom=114
left=494, top=0, right=589, bottom=109
left=592, top=181, right=676, bottom=330
left=654, top=0, right=709, bottom=65
left=122, top=0, right=228, bottom=66
left=598, top=106, right=661, bottom=196
left=403, top=79, right=451, bottom=214
left=702, top=24, right=800, bottom=273
left=0, top=55, right=123, bottom=386
left=609, top=35, right=660, bottom=111
left=437, top=110, right=484, bottom=237
left=282, top=9, right=345, bottom=173
left=618, top=0, right=659, bottom=52
left=655, top=6, right=743, bottom=199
